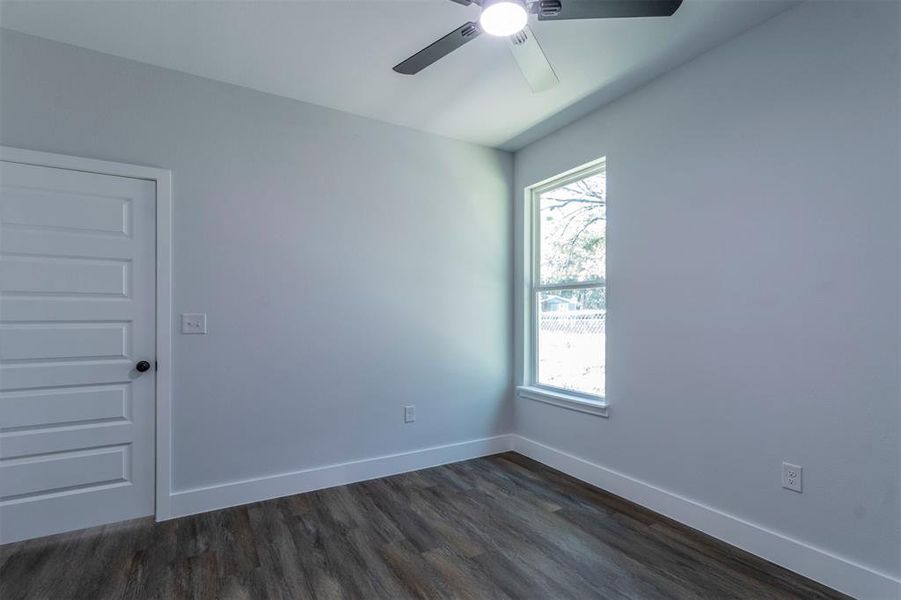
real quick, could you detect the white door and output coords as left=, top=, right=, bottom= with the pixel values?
left=0, top=161, right=156, bottom=543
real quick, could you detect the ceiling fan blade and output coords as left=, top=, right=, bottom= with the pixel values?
left=393, top=22, right=482, bottom=75
left=535, top=0, right=683, bottom=21
left=507, top=26, right=559, bottom=93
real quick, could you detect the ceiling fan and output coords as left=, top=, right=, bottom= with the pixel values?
left=393, top=0, right=683, bottom=93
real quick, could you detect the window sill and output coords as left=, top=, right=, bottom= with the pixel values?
left=516, top=386, right=609, bottom=418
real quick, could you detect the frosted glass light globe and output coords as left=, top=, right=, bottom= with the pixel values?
left=479, top=1, right=528, bottom=37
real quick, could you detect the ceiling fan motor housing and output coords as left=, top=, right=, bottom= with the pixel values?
left=510, top=29, right=529, bottom=45
left=461, top=23, right=480, bottom=37
left=536, top=0, right=563, bottom=17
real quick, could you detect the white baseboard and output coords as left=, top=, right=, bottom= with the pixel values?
left=513, top=435, right=900, bottom=600
left=166, top=432, right=897, bottom=599
left=168, top=434, right=514, bottom=519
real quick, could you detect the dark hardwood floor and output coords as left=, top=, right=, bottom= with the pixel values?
left=1, top=452, right=848, bottom=600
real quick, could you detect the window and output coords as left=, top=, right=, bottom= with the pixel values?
left=523, top=159, right=606, bottom=411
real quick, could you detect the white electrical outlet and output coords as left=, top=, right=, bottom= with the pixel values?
left=181, top=313, right=207, bottom=334
left=782, top=462, right=802, bottom=493
left=404, top=405, right=416, bottom=423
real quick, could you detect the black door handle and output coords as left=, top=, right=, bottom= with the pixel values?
left=136, top=360, right=152, bottom=373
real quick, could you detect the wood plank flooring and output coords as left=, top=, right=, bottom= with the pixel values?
left=1, top=453, right=848, bottom=599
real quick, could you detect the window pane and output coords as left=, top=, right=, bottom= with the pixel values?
left=538, top=170, right=606, bottom=285
left=537, top=287, right=605, bottom=396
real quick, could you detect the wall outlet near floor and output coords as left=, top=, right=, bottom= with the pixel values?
left=782, top=462, right=802, bottom=493
left=404, top=405, right=416, bottom=423
left=181, top=313, right=207, bottom=334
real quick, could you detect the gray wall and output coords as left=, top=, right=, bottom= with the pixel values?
left=2, top=0, right=899, bottom=584
left=514, top=0, right=899, bottom=578
left=0, top=29, right=514, bottom=491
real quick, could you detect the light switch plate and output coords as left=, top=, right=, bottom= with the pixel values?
left=181, top=313, right=207, bottom=334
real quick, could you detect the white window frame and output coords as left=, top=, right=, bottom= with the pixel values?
left=517, top=157, right=609, bottom=417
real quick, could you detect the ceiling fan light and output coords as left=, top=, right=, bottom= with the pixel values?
left=479, top=1, right=528, bottom=37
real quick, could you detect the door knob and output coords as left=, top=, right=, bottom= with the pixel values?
left=135, top=360, right=152, bottom=373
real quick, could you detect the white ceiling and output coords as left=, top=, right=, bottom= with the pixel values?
left=0, top=0, right=795, bottom=149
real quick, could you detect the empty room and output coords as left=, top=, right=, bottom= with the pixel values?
left=0, top=0, right=898, bottom=598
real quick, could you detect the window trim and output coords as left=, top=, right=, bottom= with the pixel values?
left=519, top=157, right=609, bottom=417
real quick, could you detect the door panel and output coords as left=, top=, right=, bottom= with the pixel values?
left=1, top=188, right=130, bottom=234
left=1, top=256, right=130, bottom=296
left=0, top=323, right=130, bottom=361
left=0, top=161, right=155, bottom=543
left=2, top=445, right=130, bottom=499
left=2, top=386, right=129, bottom=430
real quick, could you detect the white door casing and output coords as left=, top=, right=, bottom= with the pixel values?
left=0, top=161, right=157, bottom=543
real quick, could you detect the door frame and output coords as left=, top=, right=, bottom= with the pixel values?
left=1, top=146, right=174, bottom=520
